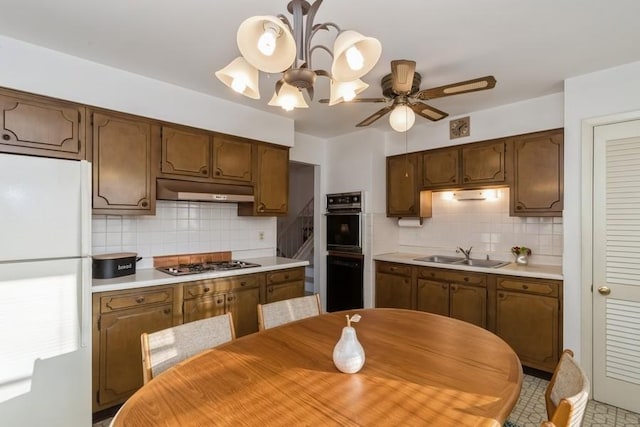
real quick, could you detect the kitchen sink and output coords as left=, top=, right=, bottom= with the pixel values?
left=414, top=255, right=465, bottom=264
left=414, top=255, right=509, bottom=268
left=452, top=258, right=510, bottom=268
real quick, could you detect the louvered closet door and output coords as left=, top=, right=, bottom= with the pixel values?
left=593, top=119, right=640, bottom=413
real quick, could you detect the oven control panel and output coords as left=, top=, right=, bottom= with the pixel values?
left=326, top=191, right=362, bottom=212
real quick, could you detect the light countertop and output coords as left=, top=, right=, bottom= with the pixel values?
left=374, top=252, right=563, bottom=280
left=92, top=256, right=310, bottom=293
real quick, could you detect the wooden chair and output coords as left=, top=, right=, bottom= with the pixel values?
left=257, top=294, right=322, bottom=331
left=140, top=312, right=235, bottom=384
left=540, top=349, right=590, bottom=427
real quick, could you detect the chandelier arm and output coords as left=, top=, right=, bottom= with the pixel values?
left=289, top=0, right=307, bottom=67
left=276, top=14, right=293, bottom=33
left=302, top=0, right=324, bottom=69
left=309, top=45, right=333, bottom=64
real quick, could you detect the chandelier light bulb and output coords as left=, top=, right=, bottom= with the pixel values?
left=280, top=95, right=296, bottom=111
left=231, top=76, right=248, bottom=94
left=389, top=105, right=416, bottom=132
left=257, top=26, right=278, bottom=56
left=345, top=46, right=364, bottom=71
left=342, top=88, right=356, bottom=102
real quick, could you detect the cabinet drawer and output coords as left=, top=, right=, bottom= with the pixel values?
left=266, top=268, right=304, bottom=285
left=418, top=267, right=486, bottom=286
left=100, top=288, right=173, bottom=312
left=497, top=277, right=559, bottom=297
left=376, top=262, right=412, bottom=277
left=184, top=274, right=260, bottom=299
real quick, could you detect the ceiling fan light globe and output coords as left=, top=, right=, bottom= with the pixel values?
left=389, top=105, right=415, bottom=132
left=331, top=30, right=382, bottom=82
left=237, top=15, right=296, bottom=73
left=215, top=57, right=260, bottom=99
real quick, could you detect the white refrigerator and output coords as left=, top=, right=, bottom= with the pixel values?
left=0, top=153, right=92, bottom=426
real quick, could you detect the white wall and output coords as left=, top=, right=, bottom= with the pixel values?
left=564, top=60, right=640, bottom=364
left=0, top=35, right=293, bottom=146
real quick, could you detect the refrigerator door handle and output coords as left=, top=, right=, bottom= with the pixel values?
left=81, top=257, right=91, bottom=348
left=80, top=160, right=92, bottom=257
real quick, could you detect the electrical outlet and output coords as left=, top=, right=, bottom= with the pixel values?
left=259, top=231, right=264, bottom=240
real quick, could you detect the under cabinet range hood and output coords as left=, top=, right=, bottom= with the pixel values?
left=156, top=179, right=254, bottom=203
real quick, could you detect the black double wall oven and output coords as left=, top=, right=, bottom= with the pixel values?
left=326, top=192, right=364, bottom=312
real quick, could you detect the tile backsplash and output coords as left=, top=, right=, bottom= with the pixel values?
left=375, top=189, right=563, bottom=266
left=92, top=201, right=277, bottom=269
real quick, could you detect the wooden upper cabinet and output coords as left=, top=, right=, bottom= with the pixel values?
left=422, top=147, right=460, bottom=188
left=387, top=153, right=432, bottom=218
left=239, top=143, right=289, bottom=216
left=0, top=89, right=85, bottom=159
left=90, top=111, right=156, bottom=215
left=212, top=135, right=252, bottom=183
left=510, top=128, right=563, bottom=216
left=461, top=139, right=506, bottom=186
left=160, top=126, right=212, bottom=179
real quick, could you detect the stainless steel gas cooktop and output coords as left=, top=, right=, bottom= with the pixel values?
left=157, top=260, right=261, bottom=276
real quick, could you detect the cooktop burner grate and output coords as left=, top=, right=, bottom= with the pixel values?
left=157, top=260, right=261, bottom=276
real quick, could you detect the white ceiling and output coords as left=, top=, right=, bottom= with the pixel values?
left=1, top=0, right=639, bottom=138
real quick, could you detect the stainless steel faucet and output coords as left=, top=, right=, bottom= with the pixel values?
left=456, top=246, right=473, bottom=260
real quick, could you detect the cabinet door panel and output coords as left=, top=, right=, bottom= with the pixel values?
left=161, top=126, right=211, bottom=178
left=255, top=144, right=288, bottom=214
left=511, top=129, right=563, bottom=216
left=422, top=148, right=459, bottom=188
left=461, top=140, right=505, bottom=185
left=375, top=272, right=412, bottom=309
left=0, top=90, right=85, bottom=159
left=417, top=279, right=449, bottom=316
left=266, top=282, right=305, bottom=303
left=98, top=304, right=173, bottom=406
left=227, top=287, right=260, bottom=337
left=496, top=291, right=559, bottom=371
left=387, top=153, right=419, bottom=217
left=92, top=112, right=154, bottom=214
left=450, top=283, right=486, bottom=328
left=183, top=294, right=226, bottom=323
left=213, top=136, right=252, bottom=182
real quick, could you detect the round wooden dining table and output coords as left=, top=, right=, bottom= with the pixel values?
left=113, top=308, right=522, bottom=426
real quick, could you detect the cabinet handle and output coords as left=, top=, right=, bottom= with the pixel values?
left=203, top=287, right=210, bottom=293
left=163, top=308, right=171, bottom=314
left=451, top=284, right=458, bottom=292
left=463, top=277, right=469, bottom=282
left=390, top=267, right=396, bottom=272
left=2, top=134, right=10, bottom=141
left=227, top=296, right=233, bottom=302
left=136, top=296, right=145, bottom=304
left=202, top=169, right=208, bottom=175
left=215, top=171, right=221, bottom=176
left=522, top=284, right=529, bottom=290
left=217, top=298, right=224, bottom=304
left=517, top=205, right=523, bottom=210
left=268, top=287, right=273, bottom=293
left=240, top=281, right=247, bottom=286
left=141, top=200, right=148, bottom=208
left=257, top=203, right=266, bottom=213
left=451, top=178, right=456, bottom=182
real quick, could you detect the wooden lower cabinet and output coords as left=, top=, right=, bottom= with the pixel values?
left=417, top=267, right=487, bottom=328
left=375, top=262, right=414, bottom=309
left=92, top=286, right=178, bottom=411
left=265, top=267, right=305, bottom=303
left=183, top=273, right=261, bottom=338
left=375, top=261, right=562, bottom=372
left=495, top=276, right=562, bottom=372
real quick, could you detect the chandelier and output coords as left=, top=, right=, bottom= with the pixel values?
left=215, top=0, right=382, bottom=111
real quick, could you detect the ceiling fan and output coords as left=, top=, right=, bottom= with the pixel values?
left=321, top=60, right=496, bottom=131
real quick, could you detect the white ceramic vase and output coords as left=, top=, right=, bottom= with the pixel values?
left=332, top=326, right=365, bottom=374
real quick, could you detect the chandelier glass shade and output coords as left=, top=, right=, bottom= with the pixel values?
left=215, top=0, right=382, bottom=111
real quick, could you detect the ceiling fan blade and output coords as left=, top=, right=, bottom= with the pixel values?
left=356, top=105, right=395, bottom=127
left=415, top=76, right=497, bottom=100
left=409, top=102, right=449, bottom=122
left=319, top=97, right=388, bottom=104
left=391, top=60, right=416, bottom=95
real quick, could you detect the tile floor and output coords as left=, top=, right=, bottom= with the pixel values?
left=92, top=374, right=640, bottom=426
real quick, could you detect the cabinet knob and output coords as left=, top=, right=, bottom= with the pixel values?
left=227, top=296, right=233, bottom=302
left=163, top=308, right=171, bottom=314
left=284, top=274, right=289, bottom=280
left=451, top=178, right=456, bottom=182
left=204, top=287, right=210, bottom=293
left=598, top=286, right=611, bottom=296
left=217, top=298, right=224, bottom=304
left=215, top=171, right=221, bottom=176
left=498, top=292, right=504, bottom=298
left=451, top=284, right=458, bottom=291
left=442, top=284, right=447, bottom=290
left=240, top=281, right=247, bottom=286
left=464, top=177, right=469, bottom=182
left=141, top=200, right=148, bottom=208
left=136, top=296, right=145, bottom=304
left=268, top=287, right=273, bottom=293
left=404, top=279, right=409, bottom=284
left=202, top=169, right=208, bottom=175
left=2, top=134, right=10, bottom=141
left=522, top=284, right=529, bottom=290
left=390, top=267, right=396, bottom=272
left=517, top=205, right=523, bottom=210
left=463, top=277, right=469, bottom=282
